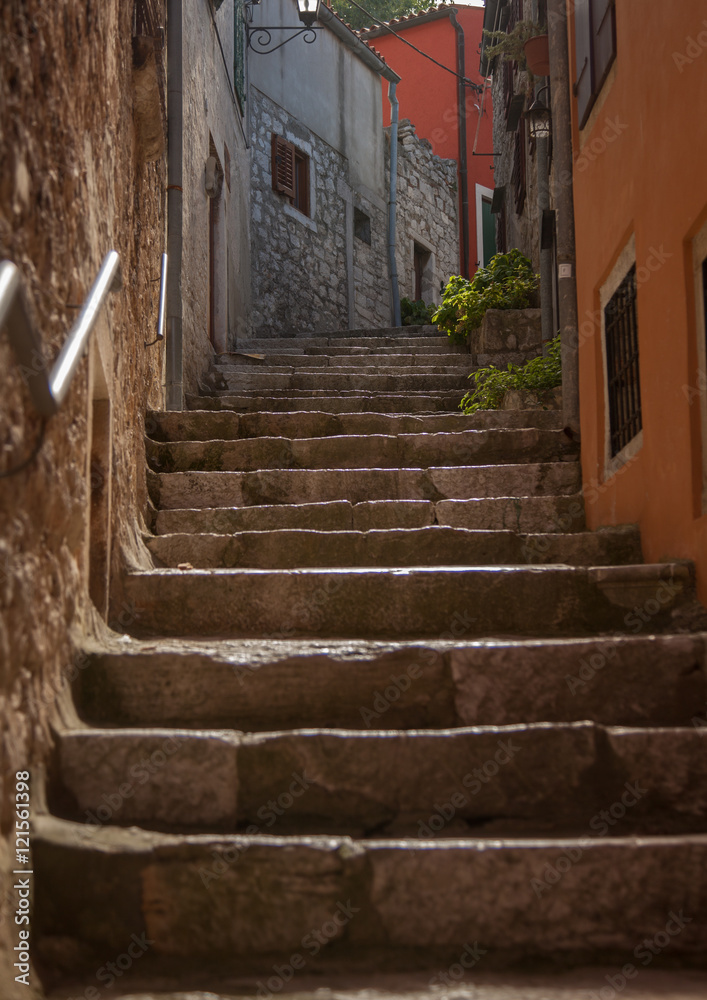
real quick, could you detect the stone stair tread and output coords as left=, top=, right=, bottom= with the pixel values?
left=148, top=409, right=565, bottom=442
left=76, top=631, right=707, bottom=731
left=33, top=813, right=707, bottom=964
left=215, top=353, right=476, bottom=367
left=150, top=463, right=582, bottom=510
left=186, top=394, right=480, bottom=413
left=54, top=721, right=707, bottom=835
left=154, top=495, right=587, bottom=535
left=145, top=525, right=641, bottom=570
left=118, top=562, right=692, bottom=639
left=146, top=428, right=578, bottom=473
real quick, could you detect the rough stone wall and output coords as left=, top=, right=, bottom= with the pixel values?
left=351, top=193, right=391, bottom=331
left=389, top=120, right=460, bottom=306
left=0, top=3, right=166, bottom=994
left=250, top=88, right=352, bottom=338
left=489, top=0, right=546, bottom=270
left=181, top=0, right=251, bottom=388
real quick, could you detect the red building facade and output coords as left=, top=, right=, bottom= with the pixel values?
left=361, top=3, right=495, bottom=282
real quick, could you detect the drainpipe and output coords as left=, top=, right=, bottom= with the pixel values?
left=547, top=0, right=580, bottom=437
left=450, top=10, right=470, bottom=278
left=166, top=0, right=184, bottom=410
left=536, top=119, right=554, bottom=354
left=387, top=80, right=401, bottom=328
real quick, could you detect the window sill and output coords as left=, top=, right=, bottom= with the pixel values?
left=283, top=201, right=317, bottom=232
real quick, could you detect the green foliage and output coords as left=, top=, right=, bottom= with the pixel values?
left=432, top=250, right=539, bottom=344
left=332, top=0, right=435, bottom=32
left=400, top=297, right=434, bottom=326
left=483, top=19, right=545, bottom=76
left=459, top=333, right=562, bottom=414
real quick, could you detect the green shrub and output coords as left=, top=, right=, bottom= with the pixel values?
left=400, top=297, right=434, bottom=326
left=459, top=332, right=562, bottom=414
left=432, top=250, right=539, bottom=344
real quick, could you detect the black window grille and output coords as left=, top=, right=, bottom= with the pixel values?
left=605, top=264, right=641, bottom=457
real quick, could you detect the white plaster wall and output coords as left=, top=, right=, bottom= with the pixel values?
left=248, top=0, right=386, bottom=198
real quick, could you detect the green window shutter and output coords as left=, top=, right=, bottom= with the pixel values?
left=234, top=0, right=246, bottom=110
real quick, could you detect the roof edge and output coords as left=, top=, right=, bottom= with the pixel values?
left=359, top=4, right=459, bottom=39
left=319, top=6, right=401, bottom=82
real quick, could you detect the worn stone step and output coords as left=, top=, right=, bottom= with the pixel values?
left=154, top=494, right=586, bottom=536
left=186, top=393, right=473, bottom=413
left=218, top=364, right=477, bottom=377
left=209, top=372, right=474, bottom=393
left=33, top=815, right=707, bottom=966
left=145, top=429, right=578, bottom=474
left=119, top=562, right=691, bottom=639
left=149, top=462, right=581, bottom=510
left=241, top=327, right=446, bottom=345
left=76, top=633, right=707, bottom=732
left=146, top=526, right=641, bottom=571
left=216, top=353, right=476, bottom=369
left=53, top=722, right=707, bottom=836
left=148, top=409, right=565, bottom=442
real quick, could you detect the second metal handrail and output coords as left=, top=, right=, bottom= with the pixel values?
left=145, top=252, right=168, bottom=347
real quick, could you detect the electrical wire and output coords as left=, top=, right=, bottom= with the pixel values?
left=341, top=0, right=483, bottom=94
left=0, top=418, right=47, bottom=479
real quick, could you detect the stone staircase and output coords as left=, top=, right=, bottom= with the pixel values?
left=33, top=325, right=707, bottom=992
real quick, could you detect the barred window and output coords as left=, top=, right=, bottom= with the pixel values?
left=605, top=264, right=641, bottom=457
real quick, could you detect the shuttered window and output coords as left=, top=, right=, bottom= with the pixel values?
left=272, top=134, right=296, bottom=199
left=271, top=133, right=310, bottom=217
left=574, top=0, right=616, bottom=128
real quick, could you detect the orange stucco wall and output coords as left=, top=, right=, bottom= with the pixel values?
left=372, top=6, right=494, bottom=275
left=569, top=0, right=707, bottom=602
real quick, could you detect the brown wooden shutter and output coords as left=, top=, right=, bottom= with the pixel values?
left=591, top=0, right=616, bottom=93
left=271, top=134, right=295, bottom=199
left=574, top=0, right=594, bottom=128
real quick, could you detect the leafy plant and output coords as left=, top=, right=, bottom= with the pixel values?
left=400, top=297, right=434, bottom=326
left=432, top=250, right=539, bottom=344
left=483, top=20, right=545, bottom=92
left=459, top=333, right=562, bottom=414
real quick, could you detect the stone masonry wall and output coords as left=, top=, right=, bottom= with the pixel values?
left=388, top=120, right=460, bottom=307
left=0, top=3, right=166, bottom=994
left=250, top=87, right=352, bottom=338
left=181, top=0, right=251, bottom=389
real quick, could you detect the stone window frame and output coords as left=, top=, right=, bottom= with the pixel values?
left=600, top=233, right=643, bottom=481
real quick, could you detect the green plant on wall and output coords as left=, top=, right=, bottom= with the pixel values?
left=400, top=297, right=434, bottom=326
left=483, top=19, right=545, bottom=92
left=432, top=250, right=539, bottom=344
left=459, top=332, right=562, bottom=414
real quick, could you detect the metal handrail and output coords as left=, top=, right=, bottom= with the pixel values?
left=0, top=251, right=121, bottom=417
left=146, top=252, right=168, bottom=347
